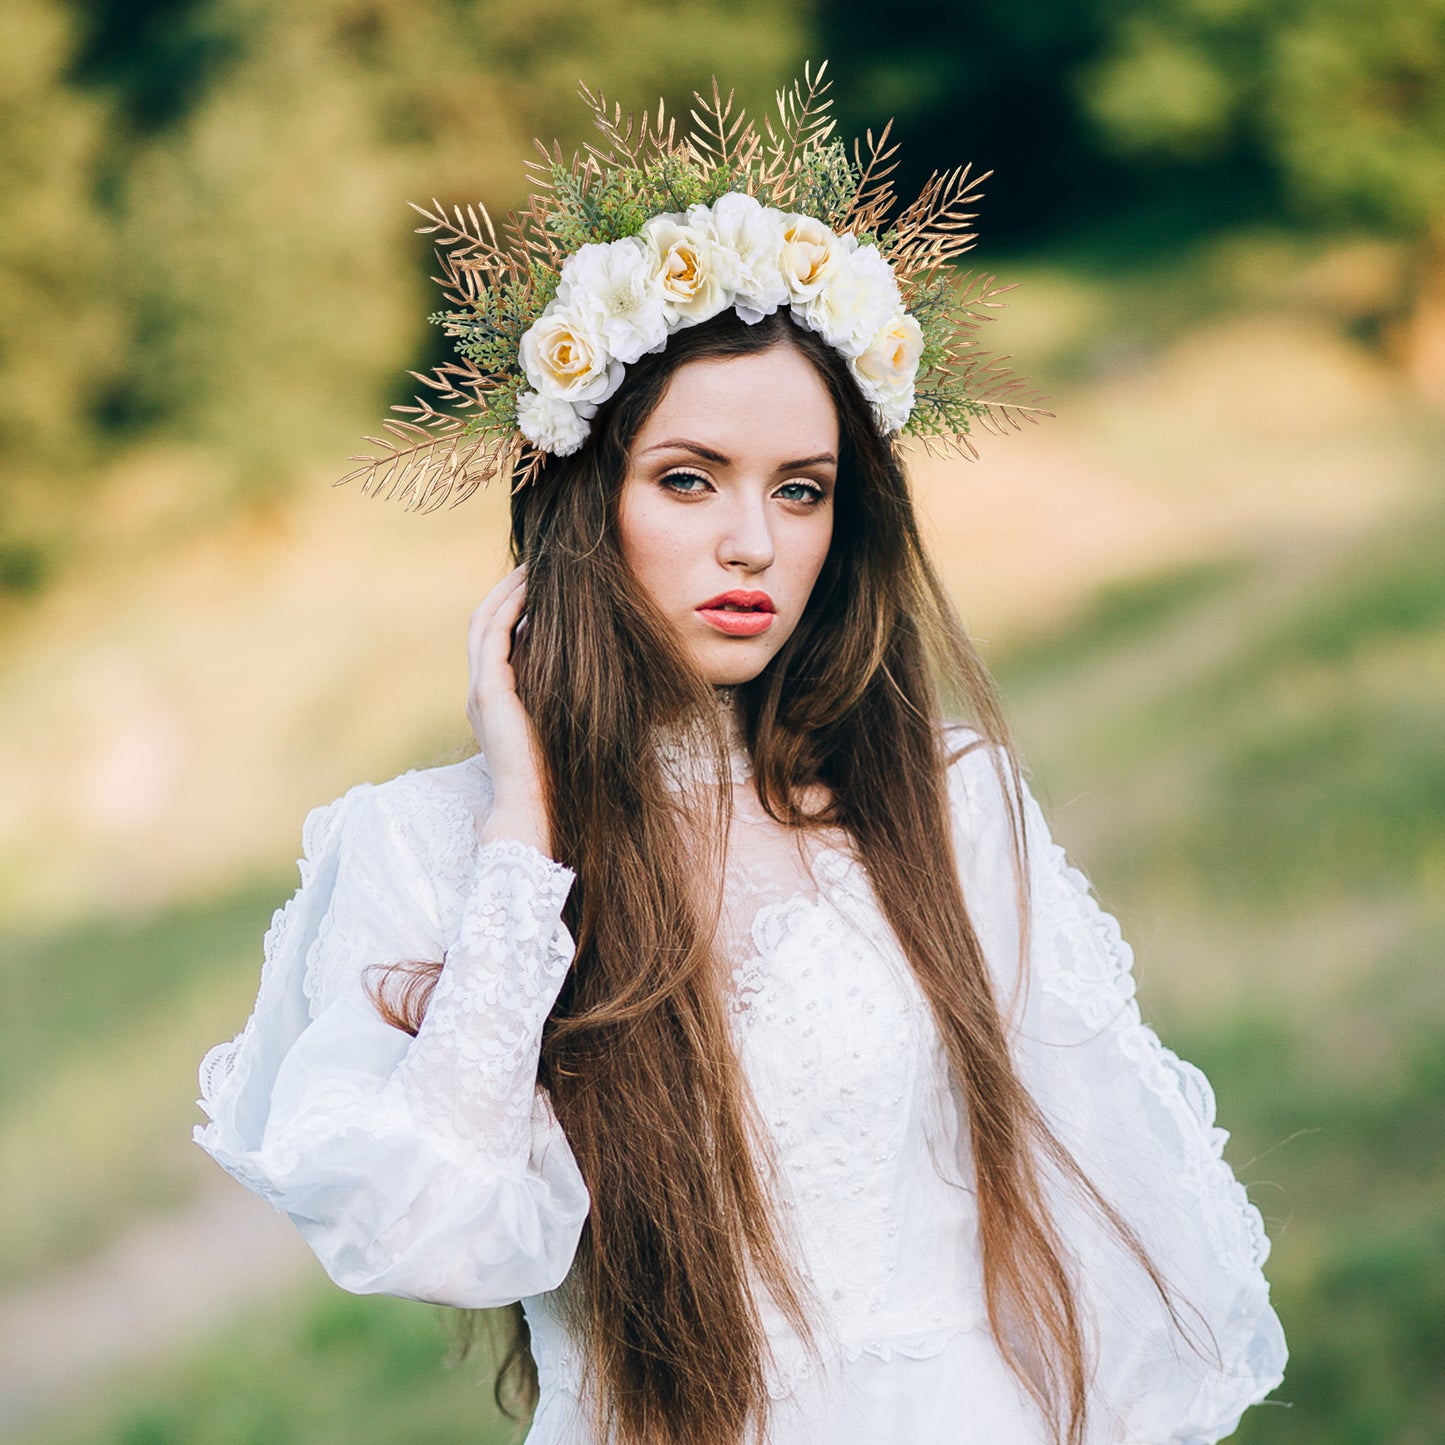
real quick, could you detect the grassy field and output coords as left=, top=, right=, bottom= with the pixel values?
left=1, top=880, right=284, bottom=1287
left=4, top=240, right=1441, bottom=1442
left=18, top=1287, right=525, bottom=1445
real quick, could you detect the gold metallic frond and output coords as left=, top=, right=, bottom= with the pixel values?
left=758, top=62, right=836, bottom=205
left=886, top=167, right=989, bottom=286
left=841, top=122, right=901, bottom=238
left=690, top=79, right=760, bottom=176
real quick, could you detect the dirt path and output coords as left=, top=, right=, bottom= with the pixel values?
left=0, top=1183, right=314, bottom=1437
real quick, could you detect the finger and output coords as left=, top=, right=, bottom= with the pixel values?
left=467, top=567, right=526, bottom=674
left=467, top=565, right=525, bottom=644
left=475, top=577, right=529, bottom=684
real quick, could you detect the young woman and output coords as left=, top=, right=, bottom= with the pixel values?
left=195, top=77, right=1285, bottom=1445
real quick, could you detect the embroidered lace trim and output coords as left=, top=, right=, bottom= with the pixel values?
left=1031, top=828, right=1272, bottom=1279
left=197, top=783, right=364, bottom=1129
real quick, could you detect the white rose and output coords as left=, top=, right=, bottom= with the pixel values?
left=850, top=311, right=923, bottom=433
left=852, top=310, right=924, bottom=391
left=777, top=214, right=845, bottom=302
left=642, top=214, right=729, bottom=325
left=865, top=384, right=915, bottom=434
left=519, top=303, right=624, bottom=404
left=557, top=238, right=669, bottom=364
left=798, top=243, right=903, bottom=357
left=689, top=192, right=788, bottom=324
left=515, top=390, right=595, bottom=456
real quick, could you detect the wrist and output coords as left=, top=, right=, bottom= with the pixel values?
left=480, top=803, right=551, bottom=858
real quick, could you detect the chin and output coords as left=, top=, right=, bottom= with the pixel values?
left=693, top=643, right=774, bottom=688
left=701, top=664, right=769, bottom=687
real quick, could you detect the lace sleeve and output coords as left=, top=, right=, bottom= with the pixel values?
left=949, top=741, right=1287, bottom=1445
left=193, top=771, right=590, bottom=1309
left=394, top=835, right=577, bottom=1172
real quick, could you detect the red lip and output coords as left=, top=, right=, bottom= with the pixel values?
left=696, top=589, right=776, bottom=637
left=696, top=590, right=776, bottom=613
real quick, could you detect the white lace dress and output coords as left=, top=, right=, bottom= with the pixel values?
left=194, top=728, right=1286, bottom=1444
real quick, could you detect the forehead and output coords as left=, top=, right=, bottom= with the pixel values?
left=633, top=346, right=839, bottom=459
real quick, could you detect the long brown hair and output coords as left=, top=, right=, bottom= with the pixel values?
left=372, top=310, right=1179, bottom=1445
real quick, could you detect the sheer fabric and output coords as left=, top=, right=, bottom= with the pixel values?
left=195, top=724, right=1285, bottom=1443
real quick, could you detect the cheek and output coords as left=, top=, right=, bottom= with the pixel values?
left=618, top=493, right=691, bottom=599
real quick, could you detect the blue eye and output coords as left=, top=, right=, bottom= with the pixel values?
left=777, top=481, right=824, bottom=504
left=661, top=470, right=711, bottom=494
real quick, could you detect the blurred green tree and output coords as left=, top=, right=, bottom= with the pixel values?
left=1082, top=0, right=1445, bottom=398
left=812, top=0, right=1293, bottom=257
left=0, top=0, right=120, bottom=591
left=814, top=0, right=1128, bottom=244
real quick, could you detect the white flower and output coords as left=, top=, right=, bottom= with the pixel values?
left=515, top=390, right=595, bottom=455
left=859, top=377, right=915, bottom=434
left=688, top=192, right=788, bottom=324
left=798, top=242, right=903, bottom=358
left=519, top=303, right=624, bottom=404
left=777, top=214, right=846, bottom=301
left=850, top=310, right=923, bottom=431
left=642, top=214, right=730, bottom=325
left=557, top=238, right=669, bottom=364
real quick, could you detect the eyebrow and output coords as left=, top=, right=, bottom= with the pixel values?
left=639, top=438, right=838, bottom=471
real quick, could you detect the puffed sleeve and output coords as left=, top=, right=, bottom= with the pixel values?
left=947, top=735, right=1286, bottom=1445
left=193, top=767, right=590, bottom=1308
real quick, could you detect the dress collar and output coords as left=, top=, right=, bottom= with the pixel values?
left=657, top=688, right=753, bottom=789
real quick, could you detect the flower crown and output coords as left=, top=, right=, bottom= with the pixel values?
left=343, top=64, right=1044, bottom=510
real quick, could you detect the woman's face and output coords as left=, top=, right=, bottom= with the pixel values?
left=618, top=343, right=839, bottom=687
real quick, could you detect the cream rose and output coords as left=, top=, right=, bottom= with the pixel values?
left=853, top=311, right=923, bottom=391
left=515, top=390, right=595, bottom=455
left=519, top=304, right=624, bottom=404
left=642, top=215, right=729, bottom=325
left=777, top=214, right=845, bottom=301
left=851, top=312, right=923, bottom=433
left=798, top=243, right=902, bottom=357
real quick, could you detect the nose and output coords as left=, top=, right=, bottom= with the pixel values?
left=718, top=493, right=774, bottom=574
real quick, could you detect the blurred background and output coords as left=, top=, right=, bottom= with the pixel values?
left=1, top=0, right=1442, bottom=1440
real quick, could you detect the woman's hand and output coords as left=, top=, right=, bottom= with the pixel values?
left=468, top=566, right=553, bottom=858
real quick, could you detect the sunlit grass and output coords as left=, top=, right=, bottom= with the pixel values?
left=0, top=891, right=283, bottom=1286
left=1000, top=497, right=1445, bottom=908
left=21, top=1283, right=526, bottom=1445
left=1, top=879, right=284, bottom=1099
left=1184, top=1008, right=1445, bottom=1445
